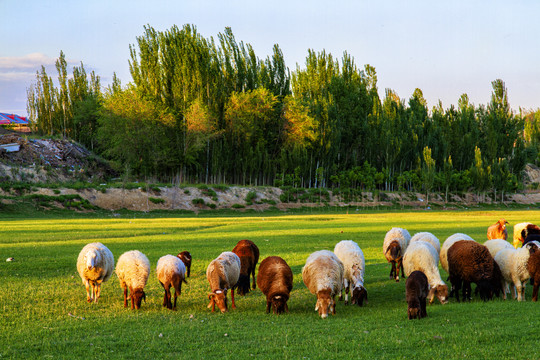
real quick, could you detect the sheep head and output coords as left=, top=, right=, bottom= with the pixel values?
left=428, top=284, right=448, bottom=305
left=351, top=285, right=368, bottom=306
left=408, top=307, right=420, bottom=320
left=270, top=294, right=289, bottom=315
left=315, top=289, right=333, bottom=319
left=208, top=290, right=228, bottom=313
left=131, top=288, right=146, bottom=310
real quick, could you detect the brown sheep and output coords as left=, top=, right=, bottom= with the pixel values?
left=487, top=218, right=509, bottom=240
left=256, top=256, right=293, bottom=314
left=177, top=251, right=192, bottom=277
left=527, top=249, right=540, bottom=302
left=406, top=270, right=429, bottom=320
left=383, top=228, right=411, bottom=282
left=232, top=240, right=260, bottom=296
left=447, top=240, right=502, bottom=302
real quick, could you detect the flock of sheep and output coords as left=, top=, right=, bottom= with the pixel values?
left=75, top=218, right=540, bottom=319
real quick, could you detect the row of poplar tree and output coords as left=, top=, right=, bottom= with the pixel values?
left=26, top=24, right=540, bottom=197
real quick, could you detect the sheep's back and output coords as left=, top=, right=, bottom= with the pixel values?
left=116, top=250, right=150, bottom=290
left=334, top=240, right=365, bottom=282
left=77, top=242, right=115, bottom=282
left=403, top=241, right=439, bottom=279
left=157, top=255, right=185, bottom=285
left=440, top=233, right=474, bottom=273
left=206, top=252, right=240, bottom=290
left=484, top=239, right=514, bottom=258
left=410, top=232, right=440, bottom=254
left=447, top=241, right=494, bottom=282
left=257, top=256, right=293, bottom=297
left=302, top=251, right=343, bottom=295
left=383, top=228, right=411, bottom=261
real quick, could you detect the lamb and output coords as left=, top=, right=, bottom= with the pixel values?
left=76, top=242, right=115, bottom=303
left=333, top=240, right=368, bottom=306
left=487, top=218, right=509, bottom=240
left=406, top=270, right=429, bottom=320
left=494, top=242, right=539, bottom=301
left=403, top=241, right=448, bottom=304
left=383, top=227, right=411, bottom=282
left=410, top=232, right=440, bottom=254
left=156, top=255, right=187, bottom=310
left=115, top=250, right=150, bottom=309
left=302, top=250, right=344, bottom=319
left=177, top=251, right=192, bottom=277
left=527, top=249, right=540, bottom=301
left=232, top=239, right=260, bottom=295
left=447, top=240, right=502, bottom=302
left=484, top=239, right=514, bottom=258
left=440, top=233, right=475, bottom=274
left=206, top=251, right=241, bottom=313
left=256, top=256, right=293, bottom=314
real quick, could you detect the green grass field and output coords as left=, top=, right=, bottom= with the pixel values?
left=1, top=209, right=539, bottom=359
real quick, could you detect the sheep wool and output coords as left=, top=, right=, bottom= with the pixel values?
left=513, top=222, right=532, bottom=248
left=410, top=232, right=440, bottom=254
left=494, top=243, right=538, bottom=301
left=76, top=242, right=115, bottom=303
left=403, top=240, right=448, bottom=304
left=440, top=233, right=474, bottom=274
left=334, top=240, right=367, bottom=306
left=484, top=239, right=514, bottom=259
left=116, top=250, right=150, bottom=309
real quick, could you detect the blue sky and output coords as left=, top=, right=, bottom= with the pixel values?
left=1, top=0, right=539, bottom=116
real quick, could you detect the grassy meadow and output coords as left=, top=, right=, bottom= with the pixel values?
left=1, top=209, right=539, bottom=359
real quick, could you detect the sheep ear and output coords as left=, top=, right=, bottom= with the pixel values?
left=208, top=293, right=214, bottom=300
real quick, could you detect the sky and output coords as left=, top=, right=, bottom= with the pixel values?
left=1, top=0, right=539, bottom=117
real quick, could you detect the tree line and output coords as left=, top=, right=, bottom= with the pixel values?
left=26, top=24, right=540, bottom=197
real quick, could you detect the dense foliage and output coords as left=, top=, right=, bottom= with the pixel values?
left=26, top=25, right=540, bottom=196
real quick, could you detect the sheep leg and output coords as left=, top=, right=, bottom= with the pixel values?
left=399, top=261, right=406, bottom=280
left=420, top=297, right=427, bottom=318
left=266, top=301, right=271, bottom=314
left=532, top=282, right=539, bottom=302
left=331, top=297, right=336, bottom=315
left=463, top=282, right=471, bottom=301
left=173, top=283, right=182, bottom=310
left=231, top=289, right=237, bottom=309
left=123, top=286, right=128, bottom=308
left=515, top=280, right=524, bottom=301
left=389, top=262, right=396, bottom=279
left=84, top=280, right=92, bottom=303
left=252, top=268, right=257, bottom=290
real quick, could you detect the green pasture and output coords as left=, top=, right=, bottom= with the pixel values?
left=1, top=209, right=539, bottom=359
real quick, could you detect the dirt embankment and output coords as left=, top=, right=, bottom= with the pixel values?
left=5, top=186, right=537, bottom=213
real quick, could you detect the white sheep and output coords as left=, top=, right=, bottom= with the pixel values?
left=334, top=240, right=367, bottom=306
left=383, top=227, right=411, bottom=282
left=403, top=240, right=448, bottom=304
left=302, top=250, right=344, bottom=319
left=206, top=251, right=241, bottom=313
left=76, top=242, right=115, bottom=303
left=440, top=233, right=474, bottom=274
left=115, top=250, right=150, bottom=309
left=494, top=242, right=539, bottom=301
left=410, top=232, right=440, bottom=254
left=157, top=255, right=187, bottom=310
left=484, top=239, right=514, bottom=258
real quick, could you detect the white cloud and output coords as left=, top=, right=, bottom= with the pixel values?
left=0, top=53, right=59, bottom=69
left=0, top=71, right=37, bottom=82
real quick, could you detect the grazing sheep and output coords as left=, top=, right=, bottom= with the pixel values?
left=440, top=233, right=475, bottom=274
left=334, top=240, right=368, bottom=306
left=406, top=270, right=429, bottom=320
left=410, top=232, right=441, bottom=254
left=116, top=250, right=150, bottom=309
left=487, top=218, right=509, bottom=240
left=513, top=222, right=532, bottom=248
left=177, top=251, right=192, bottom=277
left=447, top=240, right=502, bottom=302
left=206, top=251, right=241, bottom=313
left=232, top=240, right=260, bottom=296
left=302, top=250, right=344, bottom=319
left=383, top=227, right=411, bottom=282
left=76, top=242, right=115, bottom=303
left=403, top=241, right=448, bottom=305
left=256, top=256, right=293, bottom=314
left=156, top=255, right=187, bottom=310
left=527, top=250, right=540, bottom=301
left=494, top=242, right=539, bottom=301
